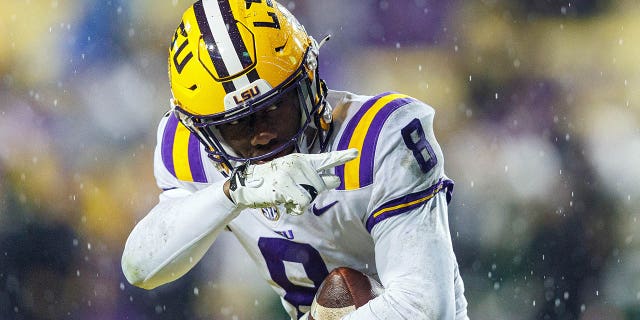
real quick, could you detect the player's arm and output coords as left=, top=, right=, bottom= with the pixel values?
left=121, top=179, right=240, bottom=289
left=122, top=113, right=357, bottom=290
left=121, top=113, right=241, bottom=289
left=122, top=150, right=358, bottom=290
left=341, top=97, right=466, bottom=319
left=343, top=193, right=461, bottom=319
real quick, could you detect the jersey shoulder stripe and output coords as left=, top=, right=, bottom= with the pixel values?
left=160, top=113, right=208, bottom=183
left=335, top=92, right=417, bottom=190
left=365, top=178, right=454, bottom=232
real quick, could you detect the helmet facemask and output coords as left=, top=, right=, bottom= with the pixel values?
left=173, top=45, right=329, bottom=172
left=169, top=0, right=333, bottom=174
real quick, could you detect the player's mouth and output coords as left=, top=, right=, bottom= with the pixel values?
left=251, top=144, right=295, bottom=164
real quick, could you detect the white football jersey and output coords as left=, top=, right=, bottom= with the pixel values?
left=152, top=90, right=468, bottom=319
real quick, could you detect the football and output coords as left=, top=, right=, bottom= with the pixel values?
left=308, top=267, right=384, bottom=320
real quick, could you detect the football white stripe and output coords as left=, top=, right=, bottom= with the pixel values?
left=310, top=298, right=356, bottom=320
left=202, top=0, right=250, bottom=89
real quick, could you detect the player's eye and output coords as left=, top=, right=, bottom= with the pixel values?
left=265, top=104, right=278, bottom=112
left=227, top=115, right=252, bottom=126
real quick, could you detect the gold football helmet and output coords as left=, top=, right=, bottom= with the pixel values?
left=168, top=0, right=332, bottom=171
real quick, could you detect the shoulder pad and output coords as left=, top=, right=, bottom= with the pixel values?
left=334, top=92, right=419, bottom=190
left=160, top=113, right=208, bottom=183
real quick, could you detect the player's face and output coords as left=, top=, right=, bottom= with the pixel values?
left=217, top=89, right=302, bottom=163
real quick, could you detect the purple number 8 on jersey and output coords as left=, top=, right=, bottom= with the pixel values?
left=401, top=118, right=437, bottom=174
left=258, top=237, right=329, bottom=318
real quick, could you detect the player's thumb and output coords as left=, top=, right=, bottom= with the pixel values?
left=307, top=148, right=359, bottom=172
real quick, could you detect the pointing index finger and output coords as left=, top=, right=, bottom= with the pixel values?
left=307, top=148, right=359, bottom=172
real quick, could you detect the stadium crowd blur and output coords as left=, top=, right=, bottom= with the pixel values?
left=1, top=0, right=638, bottom=319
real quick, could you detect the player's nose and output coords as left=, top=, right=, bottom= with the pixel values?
left=250, top=120, right=277, bottom=146
left=250, top=131, right=277, bottom=146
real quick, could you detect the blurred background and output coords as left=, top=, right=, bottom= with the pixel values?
left=0, top=0, right=638, bottom=319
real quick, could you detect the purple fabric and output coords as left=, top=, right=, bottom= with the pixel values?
left=359, top=97, right=415, bottom=187
left=335, top=92, right=393, bottom=190
left=161, top=114, right=179, bottom=177
left=187, top=133, right=207, bottom=183
left=366, top=179, right=454, bottom=232
left=335, top=93, right=415, bottom=189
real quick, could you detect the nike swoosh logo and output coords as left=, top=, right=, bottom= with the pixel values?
left=312, top=201, right=339, bottom=216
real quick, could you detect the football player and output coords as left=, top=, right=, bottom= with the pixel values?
left=121, top=0, right=469, bottom=319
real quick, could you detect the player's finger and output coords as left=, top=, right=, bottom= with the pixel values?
left=282, top=188, right=312, bottom=215
left=306, top=149, right=359, bottom=171
left=320, top=174, right=341, bottom=190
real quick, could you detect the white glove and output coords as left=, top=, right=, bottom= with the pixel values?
left=228, top=149, right=358, bottom=215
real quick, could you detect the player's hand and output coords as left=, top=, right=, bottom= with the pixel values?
left=228, top=149, right=358, bottom=215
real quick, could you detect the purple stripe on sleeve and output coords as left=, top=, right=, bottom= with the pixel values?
left=445, top=180, right=454, bottom=204
left=161, top=114, right=179, bottom=177
left=335, top=92, right=394, bottom=190
left=365, top=179, right=454, bottom=232
left=358, top=97, right=415, bottom=187
left=336, top=92, right=394, bottom=150
left=188, top=133, right=207, bottom=183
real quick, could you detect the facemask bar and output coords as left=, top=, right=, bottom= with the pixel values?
left=173, top=43, right=330, bottom=171
left=174, top=69, right=318, bottom=169
left=200, top=74, right=314, bottom=162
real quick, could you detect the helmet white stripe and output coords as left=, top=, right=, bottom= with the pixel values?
left=202, top=0, right=250, bottom=89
